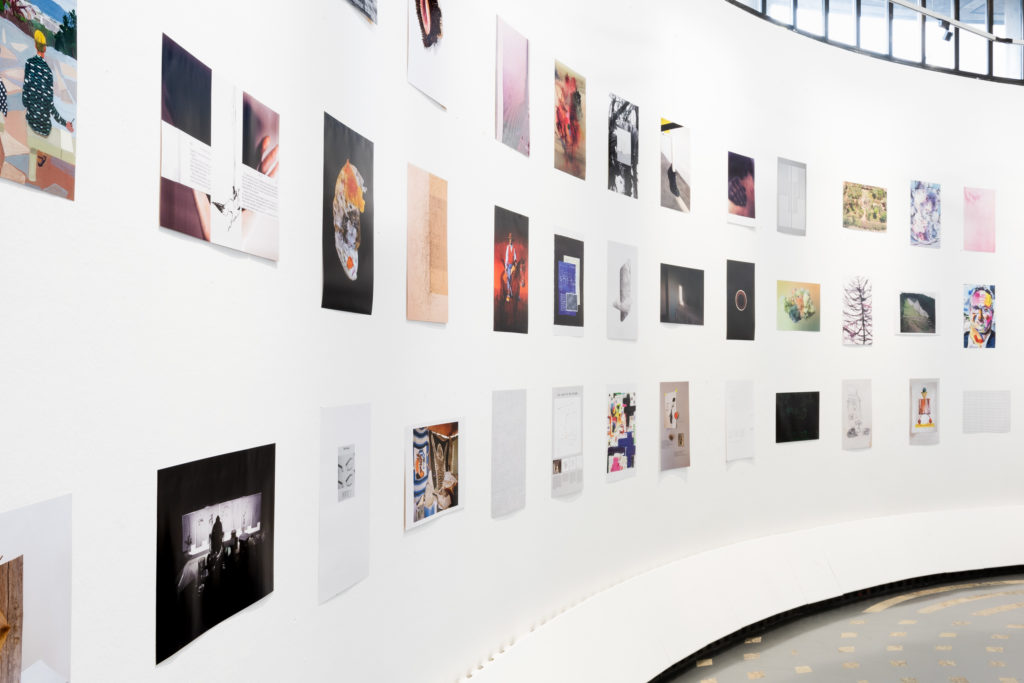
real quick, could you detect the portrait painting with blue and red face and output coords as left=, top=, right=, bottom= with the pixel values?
left=964, top=284, right=995, bottom=348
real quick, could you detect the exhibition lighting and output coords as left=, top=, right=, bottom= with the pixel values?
left=888, top=0, right=1020, bottom=45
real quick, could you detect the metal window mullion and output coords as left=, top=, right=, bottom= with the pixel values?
left=987, top=0, right=995, bottom=75
left=921, top=0, right=928, bottom=63
left=824, top=0, right=831, bottom=37
left=889, top=1, right=895, bottom=56
left=954, top=0, right=961, bottom=70
left=762, top=0, right=767, bottom=14
left=857, top=0, right=863, bottom=46
left=791, top=0, right=797, bottom=25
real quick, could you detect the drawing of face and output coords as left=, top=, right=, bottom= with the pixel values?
left=969, top=288, right=994, bottom=336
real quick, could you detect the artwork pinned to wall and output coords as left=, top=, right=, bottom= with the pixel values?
left=963, top=390, right=1011, bottom=434
left=963, top=187, right=995, bottom=252
left=406, top=422, right=460, bottom=529
left=554, top=60, right=586, bottom=179
left=776, top=280, right=820, bottom=332
left=607, top=389, right=637, bottom=480
left=607, top=241, right=638, bottom=340
left=318, top=405, right=371, bottom=604
left=156, top=445, right=276, bottom=663
left=552, top=386, right=584, bottom=498
left=322, top=113, right=374, bottom=314
left=408, top=0, right=449, bottom=107
left=842, top=275, right=873, bottom=346
left=909, top=379, right=939, bottom=445
left=842, top=379, right=872, bottom=450
left=777, top=157, right=806, bottom=235
left=553, top=234, right=584, bottom=329
left=726, top=259, right=755, bottom=340
left=775, top=392, right=819, bottom=443
left=725, top=379, right=755, bottom=461
left=608, top=93, right=639, bottom=198
left=491, top=389, right=527, bottom=518
left=842, top=181, right=887, bottom=232
left=899, top=291, right=937, bottom=334
left=0, top=556, right=22, bottom=683
left=346, top=0, right=377, bottom=23
left=660, top=264, right=704, bottom=325
left=660, top=381, right=690, bottom=471
left=727, top=152, right=755, bottom=226
left=660, top=120, right=690, bottom=212
left=496, top=17, right=529, bottom=156
left=407, top=164, right=448, bottom=323
left=963, top=284, right=995, bottom=348
left=909, top=180, right=940, bottom=247
left=494, top=206, right=529, bottom=333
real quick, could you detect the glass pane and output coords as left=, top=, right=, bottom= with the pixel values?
left=994, top=0, right=1024, bottom=78
left=736, top=0, right=760, bottom=10
left=829, top=0, right=857, bottom=45
left=767, top=0, right=794, bottom=24
left=892, top=2, right=923, bottom=62
left=959, top=29, right=989, bottom=74
left=860, top=0, right=889, bottom=54
left=925, top=0, right=955, bottom=68
left=797, top=0, right=825, bottom=34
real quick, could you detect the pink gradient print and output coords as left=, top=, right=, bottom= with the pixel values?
left=963, top=187, right=995, bottom=252
left=498, top=19, right=529, bottom=155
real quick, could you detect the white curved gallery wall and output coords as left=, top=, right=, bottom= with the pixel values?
left=1, top=0, right=1022, bottom=681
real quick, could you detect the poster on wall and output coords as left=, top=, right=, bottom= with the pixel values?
left=156, top=445, right=276, bottom=663
left=775, top=392, right=819, bottom=443
left=607, top=241, right=638, bottom=340
left=726, top=259, right=755, bottom=340
left=407, top=164, right=448, bottom=323
left=318, top=404, right=371, bottom=605
left=554, top=60, right=585, bottom=179
left=496, top=17, right=529, bottom=156
left=898, top=291, right=937, bottom=335
left=346, top=0, right=377, bottom=23
left=776, top=280, right=820, bottom=332
left=725, top=379, right=755, bottom=462
left=909, top=180, right=940, bottom=247
left=909, top=379, right=939, bottom=445
left=553, top=234, right=584, bottom=330
left=777, top=157, right=806, bottom=235
left=964, top=187, right=995, bottom=252
left=408, top=0, right=449, bottom=107
left=608, top=93, right=638, bottom=198
left=963, top=390, right=1010, bottom=433
left=660, top=120, right=690, bottom=212
left=727, top=152, right=755, bottom=227
left=607, top=388, right=637, bottom=481
left=406, top=421, right=460, bottom=529
left=963, top=284, right=995, bottom=348
left=491, top=389, right=526, bottom=518
left=660, top=381, right=690, bottom=470
left=0, top=496, right=71, bottom=683
left=841, top=275, right=873, bottom=346
left=842, top=379, right=872, bottom=450
left=322, top=113, right=374, bottom=314
left=660, top=264, right=704, bottom=325
left=552, top=386, right=584, bottom=498
left=842, top=181, right=886, bottom=232
left=494, top=206, right=529, bottom=333
left=160, top=35, right=281, bottom=260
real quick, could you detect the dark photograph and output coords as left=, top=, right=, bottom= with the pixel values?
left=660, top=263, right=704, bottom=325
left=607, top=93, right=638, bottom=198
left=554, top=234, right=583, bottom=327
left=726, top=259, right=755, bottom=340
left=775, top=392, right=820, bottom=443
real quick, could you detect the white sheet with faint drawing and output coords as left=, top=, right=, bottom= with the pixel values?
left=963, top=390, right=1011, bottom=434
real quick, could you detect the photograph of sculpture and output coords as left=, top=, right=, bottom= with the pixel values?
left=909, top=379, right=939, bottom=445
left=660, top=381, right=690, bottom=470
left=607, top=390, right=637, bottom=479
left=843, top=181, right=887, bottom=232
left=607, top=241, right=638, bottom=340
left=776, top=280, right=820, bottom=332
left=963, top=284, right=995, bottom=348
left=496, top=17, right=529, bottom=156
left=553, top=234, right=584, bottom=328
left=552, top=386, right=584, bottom=498
left=406, top=422, right=460, bottom=529
left=660, top=263, right=704, bottom=325
left=775, top=392, right=819, bottom=443
left=777, top=157, right=806, bottom=235
left=554, top=60, right=585, bottom=179
left=156, top=445, right=276, bottom=663
left=727, top=152, right=755, bottom=226
left=899, top=291, right=937, bottom=334
left=607, top=93, right=638, bottom=198
left=963, top=187, right=995, bottom=252
left=493, top=206, right=529, bottom=333
left=407, top=164, right=448, bottom=323
left=726, top=259, right=755, bottom=340
left=909, top=180, right=940, bottom=247
left=842, top=275, right=873, bottom=345
left=660, top=120, right=690, bottom=212
left=842, top=379, right=872, bottom=450
left=346, top=0, right=377, bottom=22
left=408, top=0, right=449, bottom=106
left=322, top=113, right=374, bottom=315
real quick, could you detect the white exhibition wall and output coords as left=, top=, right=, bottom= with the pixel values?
left=0, top=0, right=1022, bottom=681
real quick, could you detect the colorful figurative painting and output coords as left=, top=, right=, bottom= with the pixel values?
left=842, top=275, right=873, bottom=345
left=909, top=379, right=939, bottom=445
left=776, top=280, right=820, bottom=332
left=909, top=180, right=940, bottom=247
left=607, top=390, right=637, bottom=478
left=407, top=422, right=459, bottom=529
left=494, top=206, right=528, bottom=333
left=899, top=291, right=936, bottom=334
left=660, top=120, right=690, bottom=212
left=727, top=152, right=755, bottom=226
left=964, top=187, right=995, bottom=252
left=496, top=18, right=529, bottom=156
left=963, top=284, right=995, bottom=348
left=843, top=181, right=886, bottom=232
left=554, top=61, right=585, bottom=179
left=608, top=94, right=638, bottom=198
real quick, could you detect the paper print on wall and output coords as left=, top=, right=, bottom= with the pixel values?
left=607, top=389, right=637, bottom=479
left=660, top=120, right=690, bottom=212
left=608, top=93, right=638, bottom=198
left=552, top=386, right=584, bottom=498
left=660, top=381, right=690, bottom=470
left=491, top=389, right=527, bottom=518
left=964, top=187, right=995, bottom=252
left=406, top=422, right=460, bottom=529
left=494, top=206, right=529, bottom=333
left=156, top=445, right=276, bottom=663
left=777, top=158, right=806, bottom=235
left=407, top=164, right=448, bottom=323
left=726, top=259, right=755, bottom=340
left=660, top=264, right=704, bottom=325
left=842, top=275, right=873, bottom=345
left=775, top=392, right=819, bottom=443
left=909, top=180, right=940, bottom=247
left=346, top=0, right=377, bottom=23
left=725, top=379, right=755, bottom=461
left=554, top=60, right=585, bottom=179
left=842, top=379, right=872, bottom=450
left=553, top=234, right=584, bottom=329
left=322, top=113, right=374, bottom=314
left=607, top=241, right=638, bottom=340
left=963, top=284, right=995, bottom=348
left=496, top=17, right=529, bottom=156
left=843, top=181, right=886, bottom=232
left=776, top=280, right=820, bottom=331
left=963, top=390, right=1010, bottom=434
left=909, top=379, right=939, bottom=445
left=727, top=152, right=755, bottom=226
left=899, top=291, right=936, bottom=334
left=408, top=0, right=449, bottom=107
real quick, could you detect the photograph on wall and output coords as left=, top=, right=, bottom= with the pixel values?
left=909, top=379, right=939, bottom=445
left=408, top=0, right=449, bottom=107
left=777, top=157, right=806, bottom=235
left=156, top=445, right=276, bottom=663
left=660, top=381, right=690, bottom=470
left=776, top=280, right=820, bottom=332
left=726, top=259, right=755, bottom=340
left=842, top=181, right=887, bottom=232
left=553, top=234, right=584, bottom=329
left=660, top=263, right=704, bottom=325
left=607, top=93, right=638, bottom=198
left=346, top=0, right=377, bottom=23
left=909, top=180, right=940, bottom=247
left=841, top=275, right=873, bottom=346
left=0, top=2, right=77, bottom=199
left=842, top=379, right=872, bottom=450
left=491, top=389, right=526, bottom=518
left=964, top=187, right=995, bottom=252
left=552, top=386, right=584, bottom=498
left=322, top=113, right=374, bottom=314
left=963, top=284, right=995, bottom=348
left=407, top=164, right=448, bottom=323
left=775, top=392, right=819, bottom=443
left=494, top=206, right=529, bottom=333
left=496, top=17, right=529, bottom=156
left=607, top=389, right=637, bottom=480
left=725, top=379, right=755, bottom=462
left=899, top=291, right=937, bottom=334
left=607, top=241, right=638, bottom=340
left=963, top=390, right=1011, bottom=434
left=660, top=120, right=690, bottom=212
left=406, top=422, right=460, bottom=529
left=554, top=60, right=585, bottom=179
left=318, top=404, right=371, bottom=605
left=0, top=495, right=71, bottom=683
left=727, top=152, right=755, bottom=227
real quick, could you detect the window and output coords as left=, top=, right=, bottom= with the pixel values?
left=797, top=0, right=826, bottom=35
left=829, top=0, right=858, bottom=45
left=892, top=1, right=923, bottom=62
left=860, top=0, right=890, bottom=54
left=993, top=0, right=1024, bottom=77
left=925, top=0, right=956, bottom=68
left=767, top=0, right=794, bottom=24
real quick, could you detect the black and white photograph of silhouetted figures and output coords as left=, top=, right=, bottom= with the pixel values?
left=156, top=445, right=275, bottom=663
left=607, top=93, right=638, bottom=198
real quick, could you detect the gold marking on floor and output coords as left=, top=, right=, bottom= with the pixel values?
left=936, top=644, right=953, bottom=651
left=794, top=665, right=812, bottom=674
left=940, top=632, right=957, bottom=638
left=744, top=636, right=762, bottom=644
left=891, top=660, right=907, bottom=667
left=887, top=644, right=904, bottom=651
left=951, top=620, right=971, bottom=626
left=841, top=632, right=858, bottom=638
left=899, top=677, right=917, bottom=682
left=838, top=646, right=855, bottom=653
left=916, top=590, right=1024, bottom=614
left=993, top=633, right=1010, bottom=639
left=849, top=618, right=865, bottom=624
left=899, top=619, right=918, bottom=625
left=743, top=653, right=760, bottom=661
left=747, top=672, right=765, bottom=680
left=988, top=646, right=1005, bottom=653
left=974, top=601, right=1024, bottom=617
left=1008, top=624, right=1024, bottom=629
left=998, top=678, right=1019, bottom=683
left=697, top=658, right=713, bottom=667
left=992, top=660, right=1007, bottom=667
left=842, top=661, right=860, bottom=669
left=938, top=659, right=956, bottom=666
left=949, top=678, right=969, bottom=683
left=891, top=631, right=908, bottom=637
left=700, top=679, right=717, bottom=683
left=863, top=580, right=1024, bottom=613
